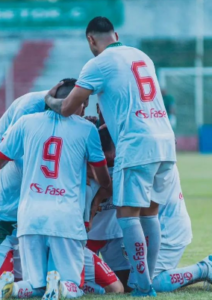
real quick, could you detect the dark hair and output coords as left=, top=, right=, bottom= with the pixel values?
left=45, top=78, right=77, bottom=111
left=99, top=127, right=114, bottom=152
left=86, top=16, right=114, bottom=36
left=55, top=78, right=77, bottom=99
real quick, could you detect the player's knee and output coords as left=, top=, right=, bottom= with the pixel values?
left=104, top=280, right=124, bottom=294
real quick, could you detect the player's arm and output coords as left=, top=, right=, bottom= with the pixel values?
left=90, top=184, right=112, bottom=223
left=45, top=85, right=92, bottom=117
left=89, top=162, right=111, bottom=188
left=87, top=125, right=111, bottom=189
left=45, top=59, right=103, bottom=117
left=0, top=118, right=24, bottom=169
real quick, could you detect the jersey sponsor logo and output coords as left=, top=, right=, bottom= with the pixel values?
left=170, top=272, right=193, bottom=285
left=18, top=288, right=33, bottom=298
left=30, top=183, right=43, bottom=193
left=133, top=242, right=146, bottom=274
left=30, top=183, right=65, bottom=196
left=136, top=261, right=145, bottom=274
left=135, top=108, right=167, bottom=119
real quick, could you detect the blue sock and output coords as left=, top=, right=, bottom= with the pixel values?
left=153, top=262, right=208, bottom=292
left=140, top=215, right=161, bottom=280
left=118, top=217, right=151, bottom=292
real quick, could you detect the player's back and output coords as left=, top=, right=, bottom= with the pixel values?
left=2, top=91, right=47, bottom=139
left=0, top=160, right=23, bottom=222
left=0, top=96, right=23, bottom=140
left=14, top=110, right=102, bottom=240
left=93, top=45, right=176, bottom=170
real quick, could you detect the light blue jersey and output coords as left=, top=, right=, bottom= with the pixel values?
left=0, top=111, right=105, bottom=240
left=0, top=91, right=47, bottom=140
left=0, top=160, right=23, bottom=222
left=77, top=45, right=176, bottom=172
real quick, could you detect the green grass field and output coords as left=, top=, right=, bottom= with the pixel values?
left=87, top=153, right=212, bottom=300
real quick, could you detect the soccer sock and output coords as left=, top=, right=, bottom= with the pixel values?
left=83, top=281, right=105, bottom=294
left=140, top=215, right=161, bottom=280
left=118, top=217, right=151, bottom=292
left=153, top=262, right=208, bottom=292
left=12, top=281, right=45, bottom=298
left=60, top=281, right=84, bottom=298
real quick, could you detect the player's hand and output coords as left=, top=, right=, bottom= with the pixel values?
left=85, top=116, right=98, bottom=125
left=47, top=81, right=64, bottom=98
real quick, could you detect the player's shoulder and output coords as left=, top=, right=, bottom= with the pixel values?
left=71, top=115, right=96, bottom=128
left=71, top=115, right=98, bottom=134
left=17, top=111, right=45, bottom=124
left=19, top=90, right=48, bottom=103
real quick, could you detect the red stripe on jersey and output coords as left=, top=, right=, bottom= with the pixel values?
left=84, top=222, right=89, bottom=228
left=75, top=85, right=81, bottom=88
left=89, top=159, right=107, bottom=167
left=0, top=152, right=13, bottom=161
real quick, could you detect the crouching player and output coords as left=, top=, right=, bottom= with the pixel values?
left=0, top=82, right=111, bottom=299
left=0, top=161, right=22, bottom=279
left=87, top=127, right=212, bottom=293
left=0, top=80, right=123, bottom=297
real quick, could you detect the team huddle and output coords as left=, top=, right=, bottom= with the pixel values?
left=0, top=16, right=212, bottom=299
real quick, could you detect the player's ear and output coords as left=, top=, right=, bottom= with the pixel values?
left=87, top=35, right=95, bottom=46
left=115, top=32, right=119, bottom=41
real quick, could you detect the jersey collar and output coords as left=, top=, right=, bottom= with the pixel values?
left=106, top=42, right=123, bottom=49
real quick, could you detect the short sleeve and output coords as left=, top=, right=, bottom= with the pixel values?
left=76, top=59, right=104, bottom=95
left=0, top=117, right=24, bottom=160
left=86, top=125, right=106, bottom=166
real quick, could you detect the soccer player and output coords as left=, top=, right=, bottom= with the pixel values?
left=0, top=81, right=123, bottom=296
left=0, top=163, right=123, bottom=298
left=87, top=127, right=212, bottom=293
left=0, top=82, right=111, bottom=299
left=0, top=160, right=22, bottom=279
left=45, top=16, right=176, bottom=296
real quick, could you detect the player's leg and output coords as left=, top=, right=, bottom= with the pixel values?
left=47, top=236, right=84, bottom=298
left=100, top=238, right=131, bottom=292
left=84, top=247, right=123, bottom=294
left=153, top=246, right=211, bottom=291
left=115, top=164, right=161, bottom=296
left=141, top=162, right=175, bottom=280
left=13, top=235, right=47, bottom=298
left=0, top=235, right=47, bottom=299
left=0, top=222, right=16, bottom=276
left=140, top=201, right=161, bottom=281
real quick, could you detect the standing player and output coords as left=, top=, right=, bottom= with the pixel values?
left=0, top=83, right=110, bottom=299
left=45, top=16, right=176, bottom=296
left=87, top=127, right=212, bottom=293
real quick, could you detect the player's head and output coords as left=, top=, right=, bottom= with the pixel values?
left=99, top=126, right=115, bottom=167
left=55, top=78, right=76, bottom=98
left=55, top=78, right=87, bottom=116
left=86, top=16, right=118, bottom=56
